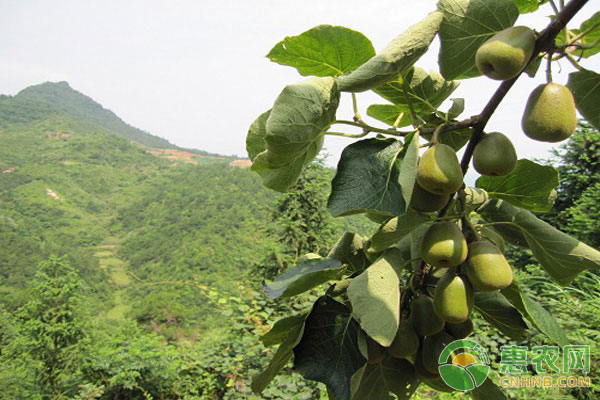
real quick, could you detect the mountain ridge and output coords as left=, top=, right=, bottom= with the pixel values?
left=1, top=81, right=230, bottom=159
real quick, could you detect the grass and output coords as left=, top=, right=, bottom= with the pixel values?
left=105, top=303, right=131, bottom=321
left=99, top=257, right=125, bottom=268
left=94, top=251, right=113, bottom=258
left=110, top=269, right=131, bottom=287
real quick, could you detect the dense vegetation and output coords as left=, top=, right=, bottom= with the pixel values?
left=0, top=81, right=373, bottom=398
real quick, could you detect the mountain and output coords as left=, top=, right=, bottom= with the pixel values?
left=0, top=81, right=372, bottom=317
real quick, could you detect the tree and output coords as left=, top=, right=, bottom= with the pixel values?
left=244, top=0, right=599, bottom=398
left=545, top=121, right=600, bottom=246
left=16, top=256, right=85, bottom=398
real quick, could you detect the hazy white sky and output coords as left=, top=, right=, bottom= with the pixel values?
left=1, top=0, right=598, bottom=178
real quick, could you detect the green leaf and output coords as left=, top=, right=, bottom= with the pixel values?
left=567, top=69, right=600, bottom=131
left=263, top=258, right=343, bottom=299
left=367, top=104, right=415, bottom=127
left=398, top=131, right=420, bottom=206
left=474, top=291, right=528, bottom=340
left=328, top=232, right=369, bottom=273
left=347, top=249, right=403, bottom=347
left=374, top=67, right=460, bottom=113
left=560, top=12, right=600, bottom=59
left=260, top=314, right=307, bottom=347
left=479, top=199, right=600, bottom=285
left=447, top=98, right=465, bottom=119
left=252, top=314, right=306, bottom=393
left=350, top=356, right=419, bottom=400
left=294, top=296, right=365, bottom=400
left=476, top=159, right=559, bottom=212
left=510, top=0, right=547, bottom=14
left=437, top=0, right=519, bottom=79
left=338, top=12, right=443, bottom=92
left=252, top=76, right=340, bottom=191
left=369, top=211, right=431, bottom=253
left=328, top=137, right=411, bottom=217
left=470, top=378, right=508, bottom=399
left=501, top=281, right=568, bottom=346
left=266, top=25, right=376, bottom=77
left=246, top=109, right=271, bottom=161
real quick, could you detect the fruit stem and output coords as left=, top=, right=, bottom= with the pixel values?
left=329, top=120, right=413, bottom=136
left=351, top=93, right=363, bottom=123
left=564, top=53, right=584, bottom=70
left=546, top=53, right=553, bottom=82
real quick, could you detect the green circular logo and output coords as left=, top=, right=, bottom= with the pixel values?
left=438, top=339, right=490, bottom=391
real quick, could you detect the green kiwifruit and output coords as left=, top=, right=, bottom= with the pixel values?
left=421, top=221, right=468, bottom=268
left=446, top=319, right=474, bottom=339
left=421, top=332, right=454, bottom=374
left=465, top=240, right=513, bottom=291
left=522, top=83, right=577, bottom=143
left=475, top=26, right=536, bottom=80
left=388, top=319, right=420, bottom=358
left=416, top=144, right=463, bottom=195
left=410, top=295, right=445, bottom=337
left=433, top=271, right=474, bottom=323
left=473, top=132, right=517, bottom=176
left=409, top=181, right=450, bottom=212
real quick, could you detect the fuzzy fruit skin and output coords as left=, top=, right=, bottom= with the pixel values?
left=473, top=132, right=517, bottom=176
left=475, top=26, right=536, bottom=80
left=388, top=319, right=419, bottom=358
left=446, top=319, right=474, bottom=339
left=522, top=83, right=577, bottom=143
left=421, top=332, right=454, bottom=374
left=409, top=181, right=450, bottom=212
left=421, top=222, right=468, bottom=268
left=416, top=144, right=464, bottom=195
left=465, top=240, right=513, bottom=291
left=410, top=295, right=445, bottom=337
left=433, top=272, right=474, bottom=323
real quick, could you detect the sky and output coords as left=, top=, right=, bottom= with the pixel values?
left=1, top=0, right=598, bottom=179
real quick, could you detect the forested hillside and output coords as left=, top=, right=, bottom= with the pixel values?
left=0, top=82, right=373, bottom=398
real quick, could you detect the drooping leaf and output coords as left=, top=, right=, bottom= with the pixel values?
left=252, top=76, right=340, bottom=191
left=260, top=314, right=307, bottom=347
left=263, top=258, right=343, bottom=299
left=567, top=69, right=600, bottom=131
left=252, top=314, right=306, bottom=393
left=502, top=281, right=568, bottom=346
left=294, top=296, right=366, bottom=400
left=338, top=12, right=443, bottom=92
left=347, top=249, right=403, bottom=347
left=479, top=198, right=600, bottom=285
left=437, top=0, right=520, bottom=79
left=398, top=131, right=420, bottom=206
left=350, top=356, right=419, bottom=400
left=328, top=232, right=369, bottom=273
left=374, top=67, right=460, bottom=114
left=328, top=137, right=414, bottom=217
left=476, top=159, right=559, bottom=212
left=266, top=25, right=376, bottom=77
left=369, top=211, right=431, bottom=253
left=474, top=291, right=528, bottom=340
left=470, top=378, right=508, bottom=399
left=447, top=98, right=465, bottom=119
left=246, top=109, right=271, bottom=161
